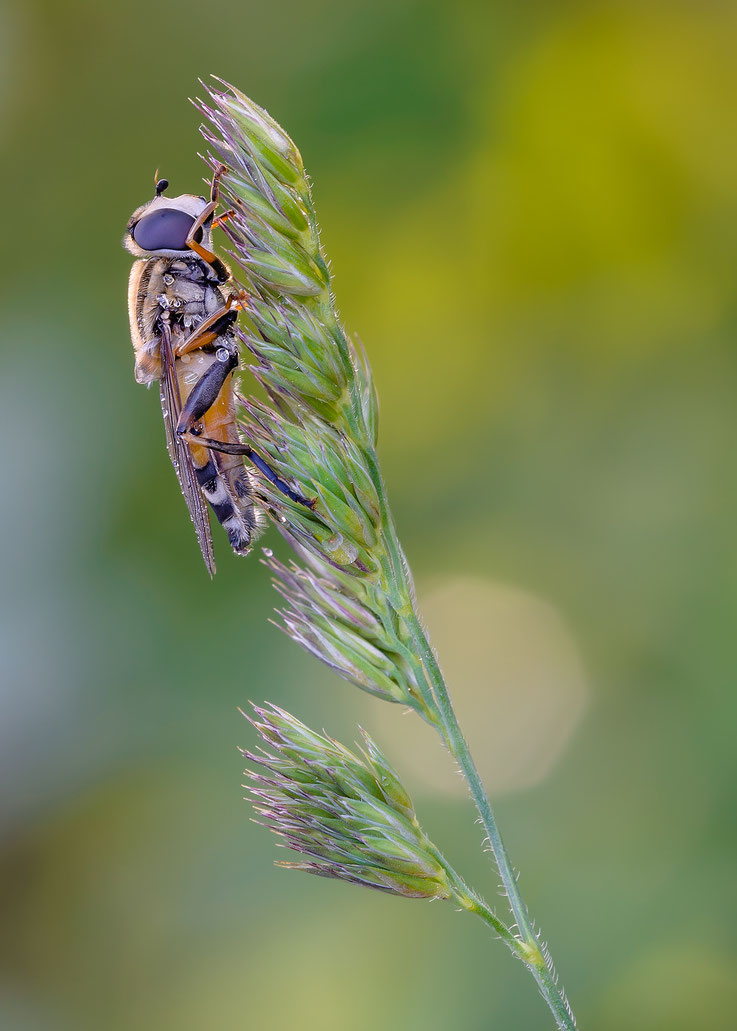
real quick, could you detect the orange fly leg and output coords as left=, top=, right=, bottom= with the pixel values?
left=174, top=293, right=246, bottom=357
left=212, top=209, right=236, bottom=229
left=183, top=166, right=231, bottom=280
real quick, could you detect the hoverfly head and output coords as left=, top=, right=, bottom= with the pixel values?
left=123, top=176, right=211, bottom=258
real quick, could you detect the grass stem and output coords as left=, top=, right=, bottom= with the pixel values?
left=402, top=610, right=577, bottom=1031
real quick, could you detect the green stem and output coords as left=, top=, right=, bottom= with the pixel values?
left=402, top=610, right=577, bottom=1030
left=468, top=895, right=576, bottom=1031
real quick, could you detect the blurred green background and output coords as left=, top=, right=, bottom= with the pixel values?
left=1, top=0, right=736, bottom=1028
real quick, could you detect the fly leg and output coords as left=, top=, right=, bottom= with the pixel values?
left=175, top=344, right=239, bottom=438
left=212, top=209, right=235, bottom=229
left=181, top=432, right=316, bottom=509
left=185, top=164, right=230, bottom=282
left=174, top=291, right=248, bottom=357
left=175, top=352, right=315, bottom=510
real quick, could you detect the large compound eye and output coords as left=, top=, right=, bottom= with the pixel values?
left=132, top=208, right=198, bottom=251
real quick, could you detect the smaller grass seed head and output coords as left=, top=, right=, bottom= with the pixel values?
left=243, top=704, right=452, bottom=900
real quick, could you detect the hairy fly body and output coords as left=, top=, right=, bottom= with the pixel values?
left=124, top=165, right=310, bottom=574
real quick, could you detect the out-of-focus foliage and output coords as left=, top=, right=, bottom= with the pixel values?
left=0, top=2, right=735, bottom=1029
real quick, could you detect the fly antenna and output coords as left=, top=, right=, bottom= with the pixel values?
left=154, top=170, right=169, bottom=196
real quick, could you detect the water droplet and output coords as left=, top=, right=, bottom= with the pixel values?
left=263, top=548, right=273, bottom=558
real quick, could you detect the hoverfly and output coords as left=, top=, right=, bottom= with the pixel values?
left=124, top=165, right=308, bottom=574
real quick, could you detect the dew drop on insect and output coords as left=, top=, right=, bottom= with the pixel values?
left=216, top=347, right=230, bottom=363
left=263, top=548, right=273, bottom=558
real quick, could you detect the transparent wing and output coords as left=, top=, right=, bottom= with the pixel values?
left=159, top=318, right=216, bottom=576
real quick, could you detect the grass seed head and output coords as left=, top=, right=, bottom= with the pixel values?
left=243, top=704, right=451, bottom=901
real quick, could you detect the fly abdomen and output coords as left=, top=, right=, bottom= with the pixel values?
left=195, top=458, right=253, bottom=554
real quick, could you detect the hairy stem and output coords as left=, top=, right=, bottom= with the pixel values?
left=468, top=892, right=577, bottom=1031
left=402, top=609, right=577, bottom=1030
